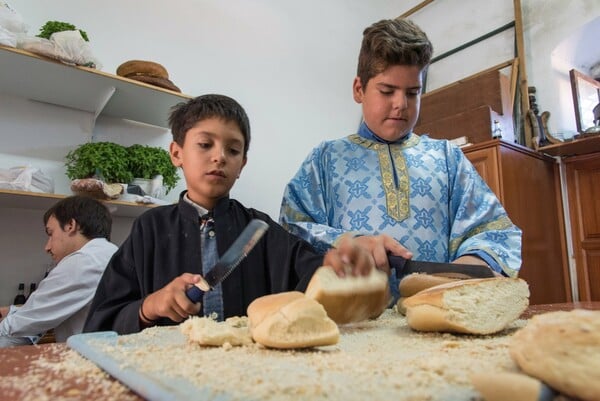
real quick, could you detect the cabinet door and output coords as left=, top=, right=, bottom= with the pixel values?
left=565, top=154, right=600, bottom=301
left=464, top=147, right=502, bottom=201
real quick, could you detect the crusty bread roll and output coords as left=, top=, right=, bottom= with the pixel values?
left=403, top=277, right=529, bottom=334
left=305, top=266, right=390, bottom=324
left=510, top=309, right=600, bottom=401
left=247, top=291, right=339, bottom=349
left=116, top=60, right=169, bottom=79
left=471, top=372, right=554, bottom=401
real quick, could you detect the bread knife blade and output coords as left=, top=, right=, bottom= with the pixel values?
left=388, top=255, right=496, bottom=279
left=186, top=219, right=269, bottom=303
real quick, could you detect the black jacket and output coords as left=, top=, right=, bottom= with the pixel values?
left=84, top=193, right=324, bottom=334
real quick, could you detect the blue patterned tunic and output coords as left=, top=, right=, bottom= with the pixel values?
left=279, top=123, right=522, bottom=277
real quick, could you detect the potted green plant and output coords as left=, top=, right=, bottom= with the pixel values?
left=65, top=141, right=133, bottom=184
left=126, top=144, right=180, bottom=194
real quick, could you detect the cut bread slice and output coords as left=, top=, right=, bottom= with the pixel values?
left=403, top=277, right=530, bottom=334
left=180, top=316, right=252, bottom=347
left=247, top=291, right=339, bottom=349
left=305, top=266, right=390, bottom=324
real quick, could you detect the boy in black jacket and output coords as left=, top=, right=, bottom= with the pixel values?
left=84, top=94, right=374, bottom=334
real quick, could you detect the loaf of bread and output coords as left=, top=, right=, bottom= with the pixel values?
left=116, top=60, right=169, bottom=79
left=70, top=178, right=123, bottom=200
left=403, top=277, right=530, bottom=334
left=510, top=309, right=600, bottom=401
left=305, top=266, right=390, bottom=324
left=247, top=291, right=339, bottom=349
left=396, top=273, right=462, bottom=315
left=116, top=60, right=181, bottom=92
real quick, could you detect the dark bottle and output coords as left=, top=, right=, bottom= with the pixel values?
left=26, top=282, right=37, bottom=301
left=13, top=283, right=26, bottom=305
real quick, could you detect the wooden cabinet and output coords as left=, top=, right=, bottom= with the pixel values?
left=563, top=152, right=600, bottom=301
left=463, top=139, right=571, bottom=304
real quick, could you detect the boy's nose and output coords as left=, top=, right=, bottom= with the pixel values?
left=212, top=147, right=226, bottom=162
left=394, top=92, right=408, bottom=110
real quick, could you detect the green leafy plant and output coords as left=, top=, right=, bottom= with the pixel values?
left=37, top=21, right=89, bottom=42
left=127, top=144, right=180, bottom=193
left=65, top=142, right=133, bottom=184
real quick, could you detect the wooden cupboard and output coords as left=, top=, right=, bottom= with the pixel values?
left=462, top=139, right=571, bottom=304
left=563, top=152, right=600, bottom=301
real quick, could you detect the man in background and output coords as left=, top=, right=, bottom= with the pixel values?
left=0, top=195, right=117, bottom=347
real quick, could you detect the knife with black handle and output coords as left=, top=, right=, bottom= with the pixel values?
left=186, top=219, right=269, bottom=303
left=388, top=255, right=496, bottom=280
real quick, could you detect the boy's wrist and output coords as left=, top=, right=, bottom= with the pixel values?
left=139, top=297, right=158, bottom=326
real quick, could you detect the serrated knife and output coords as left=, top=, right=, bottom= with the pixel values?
left=388, top=255, right=496, bottom=280
left=186, top=219, right=269, bottom=303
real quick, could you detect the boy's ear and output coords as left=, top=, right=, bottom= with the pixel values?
left=237, top=157, right=248, bottom=178
left=169, top=141, right=183, bottom=167
left=352, top=76, right=364, bottom=104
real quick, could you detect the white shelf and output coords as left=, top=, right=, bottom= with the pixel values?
left=0, top=45, right=192, bottom=128
left=0, top=189, right=158, bottom=218
left=0, top=45, right=190, bottom=216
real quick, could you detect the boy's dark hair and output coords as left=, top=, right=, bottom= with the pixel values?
left=357, top=18, right=433, bottom=89
left=43, top=195, right=112, bottom=240
left=168, top=94, right=251, bottom=157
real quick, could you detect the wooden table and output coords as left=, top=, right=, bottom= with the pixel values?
left=1, top=302, right=599, bottom=400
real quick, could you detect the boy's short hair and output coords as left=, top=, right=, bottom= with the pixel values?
left=169, top=94, right=251, bottom=157
left=44, top=195, right=112, bottom=240
left=357, top=18, right=433, bottom=89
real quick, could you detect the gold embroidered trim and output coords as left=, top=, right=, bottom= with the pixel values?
left=349, top=134, right=419, bottom=222
left=449, top=216, right=514, bottom=255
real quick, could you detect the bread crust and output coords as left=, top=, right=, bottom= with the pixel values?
left=305, top=266, right=390, bottom=324
left=116, top=60, right=169, bottom=79
left=404, top=277, right=529, bottom=334
left=510, top=309, right=600, bottom=401
left=247, top=292, right=339, bottom=349
left=399, top=273, right=461, bottom=297
left=127, top=75, right=181, bottom=93
left=470, top=372, right=544, bottom=401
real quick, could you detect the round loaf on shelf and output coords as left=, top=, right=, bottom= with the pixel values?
left=116, top=59, right=169, bottom=79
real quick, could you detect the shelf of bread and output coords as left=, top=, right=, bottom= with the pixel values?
left=0, top=188, right=156, bottom=218
left=0, top=45, right=191, bottom=128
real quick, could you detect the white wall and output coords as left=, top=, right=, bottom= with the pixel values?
left=1, top=0, right=598, bottom=304
left=0, top=0, right=410, bottom=304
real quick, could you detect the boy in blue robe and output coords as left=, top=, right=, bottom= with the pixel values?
left=279, top=19, right=522, bottom=300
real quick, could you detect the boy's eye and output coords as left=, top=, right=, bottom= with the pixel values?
left=229, top=147, right=242, bottom=156
left=408, top=90, right=421, bottom=97
left=380, top=90, right=393, bottom=95
left=198, top=142, right=211, bottom=149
